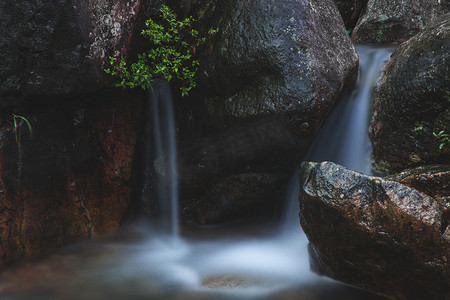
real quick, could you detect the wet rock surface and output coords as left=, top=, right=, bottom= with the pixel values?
left=299, top=161, right=450, bottom=300
left=0, top=0, right=156, bottom=103
left=370, top=15, right=450, bottom=174
left=386, top=164, right=450, bottom=202
left=172, top=0, right=358, bottom=225
left=0, top=92, right=145, bottom=266
left=351, top=0, right=450, bottom=44
left=191, top=0, right=358, bottom=134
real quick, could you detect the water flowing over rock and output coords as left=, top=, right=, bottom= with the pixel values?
left=370, top=15, right=450, bottom=174
left=174, top=0, right=359, bottom=224
left=0, top=93, right=144, bottom=267
left=298, top=161, right=450, bottom=300
left=351, top=0, right=450, bottom=44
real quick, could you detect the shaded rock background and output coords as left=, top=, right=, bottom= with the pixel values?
left=351, top=0, right=450, bottom=44
left=299, top=161, right=450, bottom=300
left=167, top=0, right=359, bottom=224
left=0, top=0, right=163, bottom=265
left=370, top=15, right=450, bottom=174
left=333, top=0, right=368, bottom=30
left=0, top=93, right=145, bottom=267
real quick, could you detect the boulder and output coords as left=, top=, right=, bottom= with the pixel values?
left=173, top=0, right=359, bottom=224
left=351, top=0, right=450, bottom=44
left=192, top=0, right=358, bottom=134
left=0, top=92, right=145, bottom=267
left=370, top=15, right=450, bottom=174
left=299, top=161, right=450, bottom=300
left=333, top=0, right=368, bottom=30
left=0, top=0, right=157, bottom=103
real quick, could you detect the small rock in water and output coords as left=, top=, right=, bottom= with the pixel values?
left=202, top=275, right=263, bottom=289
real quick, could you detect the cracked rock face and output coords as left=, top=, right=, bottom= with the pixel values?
left=298, top=161, right=450, bottom=300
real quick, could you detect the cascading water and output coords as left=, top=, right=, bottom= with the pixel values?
left=307, top=46, right=394, bottom=174
left=0, top=47, right=394, bottom=300
left=148, top=80, right=179, bottom=238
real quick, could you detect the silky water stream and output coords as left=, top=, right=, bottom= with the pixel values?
left=0, top=46, right=393, bottom=300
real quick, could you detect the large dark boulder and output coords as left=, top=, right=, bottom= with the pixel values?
left=173, top=0, right=359, bottom=224
left=193, top=0, right=358, bottom=134
left=299, top=161, right=450, bottom=300
left=0, top=92, right=145, bottom=267
left=351, top=0, right=450, bottom=44
left=370, top=15, right=450, bottom=174
left=0, top=0, right=157, bottom=104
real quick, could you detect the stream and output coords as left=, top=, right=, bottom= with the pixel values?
left=0, top=46, right=393, bottom=300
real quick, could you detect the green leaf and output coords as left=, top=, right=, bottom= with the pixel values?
left=12, top=114, right=32, bottom=143
left=102, top=4, right=217, bottom=96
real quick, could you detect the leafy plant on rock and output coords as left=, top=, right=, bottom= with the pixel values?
left=433, top=130, right=450, bottom=150
left=105, top=5, right=217, bottom=96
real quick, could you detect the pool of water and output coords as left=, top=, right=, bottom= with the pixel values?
left=0, top=221, right=389, bottom=300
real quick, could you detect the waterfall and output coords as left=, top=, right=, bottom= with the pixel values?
left=307, top=46, right=394, bottom=174
left=134, top=46, right=396, bottom=296
left=148, top=80, right=179, bottom=238
left=280, top=46, right=394, bottom=234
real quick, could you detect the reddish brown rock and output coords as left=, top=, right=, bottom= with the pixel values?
left=299, top=161, right=450, bottom=300
left=385, top=164, right=450, bottom=201
left=0, top=92, right=145, bottom=267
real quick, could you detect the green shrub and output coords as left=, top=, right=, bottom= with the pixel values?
left=105, top=5, right=217, bottom=96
